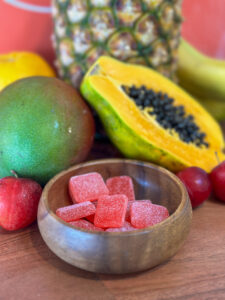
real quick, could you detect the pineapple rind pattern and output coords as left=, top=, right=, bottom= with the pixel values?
left=52, top=0, right=183, bottom=87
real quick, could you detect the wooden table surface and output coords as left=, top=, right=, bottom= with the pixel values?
left=1, top=139, right=225, bottom=300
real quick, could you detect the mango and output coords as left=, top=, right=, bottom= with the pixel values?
left=0, top=77, right=95, bottom=185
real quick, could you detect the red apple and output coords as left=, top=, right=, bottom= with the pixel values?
left=177, top=167, right=212, bottom=208
left=209, top=161, right=225, bottom=202
left=0, top=175, right=42, bottom=231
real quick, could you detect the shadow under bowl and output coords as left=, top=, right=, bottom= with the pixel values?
left=37, top=159, right=192, bottom=274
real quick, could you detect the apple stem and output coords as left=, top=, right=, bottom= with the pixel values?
left=10, top=170, right=18, bottom=178
left=215, top=152, right=220, bottom=165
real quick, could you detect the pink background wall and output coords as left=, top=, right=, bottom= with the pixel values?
left=0, top=0, right=54, bottom=63
left=182, top=0, right=225, bottom=59
left=0, top=0, right=224, bottom=64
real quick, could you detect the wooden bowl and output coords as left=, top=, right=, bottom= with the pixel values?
left=37, top=159, right=192, bottom=274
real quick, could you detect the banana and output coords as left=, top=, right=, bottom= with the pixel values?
left=197, top=98, right=225, bottom=121
left=177, top=39, right=225, bottom=120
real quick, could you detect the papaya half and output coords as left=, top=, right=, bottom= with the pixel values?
left=81, top=56, right=225, bottom=173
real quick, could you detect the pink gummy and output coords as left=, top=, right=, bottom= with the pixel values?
left=125, top=201, right=135, bottom=221
left=69, top=172, right=109, bottom=203
left=125, top=200, right=152, bottom=221
left=106, top=176, right=135, bottom=201
left=85, top=214, right=95, bottom=223
left=94, top=194, right=128, bottom=228
left=92, top=200, right=98, bottom=207
left=106, top=221, right=137, bottom=232
left=56, top=201, right=96, bottom=222
left=69, top=220, right=104, bottom=231
left=130, top=202, right=169, bottom=229
left=85, top=201, right=99, bottom=224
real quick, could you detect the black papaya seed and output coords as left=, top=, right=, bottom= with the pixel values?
left=122, top=85, right=209, bottom=148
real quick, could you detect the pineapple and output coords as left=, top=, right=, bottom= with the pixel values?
left=52, top=0, right=183, bottom=87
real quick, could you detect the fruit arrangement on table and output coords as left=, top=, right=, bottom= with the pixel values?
left=0, top=0, right=225, bottom=273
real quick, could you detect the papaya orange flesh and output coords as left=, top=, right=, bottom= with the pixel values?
left=81, top=56, right=225, bottom=173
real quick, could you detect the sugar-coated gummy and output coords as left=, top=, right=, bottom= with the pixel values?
left=69, top=172, right=109, bottom=203
left=106, top=221, right=137, bottom=232
left=85, top=214, right=95, bottom=223
left=106, top=176, right=135, bottom=201
left=125, top=201, right=135, bottom=221
left=125, top=200, right=152, bottom=221
left=94, top=194, right=128, bottom=228
left=92, top=200, right=98, bottom=207
left=56, top=201, right=96, bottom=222
left=69, top=219, right=104, bottom=231
left=130, top=202, right=169, bottom=229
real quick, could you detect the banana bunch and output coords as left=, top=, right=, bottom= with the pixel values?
left=177, top=39, right=225, bottom=121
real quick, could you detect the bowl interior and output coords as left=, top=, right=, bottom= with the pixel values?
left=47, top=160, right=183, bottom=217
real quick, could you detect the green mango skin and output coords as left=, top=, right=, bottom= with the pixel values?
left=0, top=77, right=95, bottom=185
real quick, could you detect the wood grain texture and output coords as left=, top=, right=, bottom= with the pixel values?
left=38, top=159, right=192, bottom=274
left=1, top=138, right=225, bottom=299
left=99, top=199, right=225, bottom=300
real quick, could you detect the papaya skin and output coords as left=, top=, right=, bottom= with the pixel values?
left=0, top=77, right=95, bottom=185
left=89, top=57, right=224, bottom=150
left=81, top=57, right=225, bottom=173
left=82, top=79, right=187, bottom=172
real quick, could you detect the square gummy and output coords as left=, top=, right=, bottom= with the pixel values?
left=69, top=172, right=109, bottom=203
left=106, top=176, right=135, bottom=201
left=105, top=221, right=136, bottom=232
left=56, top=201, right=96, bottom=222
left=125, top=200, right=152, bottom=221
left=94, top=194, right=128, bottom=228
left=69, top=220, right=104, bottom=231
left=130, top=201, right=169, bottom=229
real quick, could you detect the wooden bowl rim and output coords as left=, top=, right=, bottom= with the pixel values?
left=40, top=158, right=190, bottom=236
